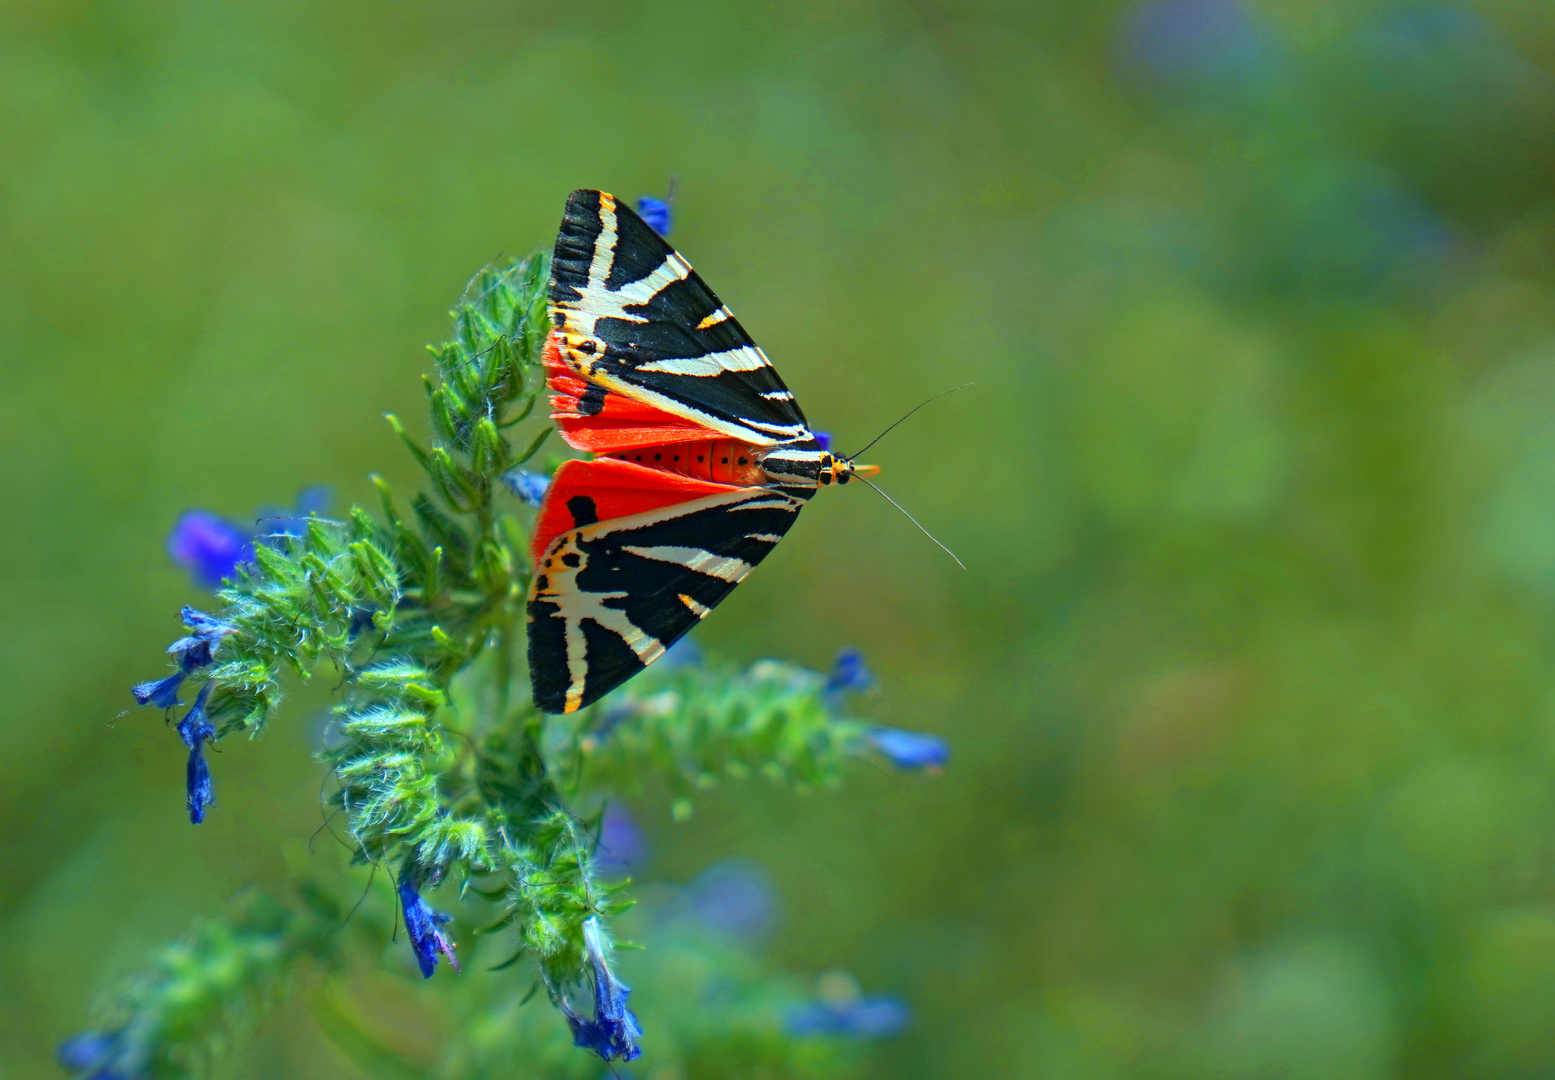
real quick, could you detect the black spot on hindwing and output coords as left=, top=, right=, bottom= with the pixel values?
left=567, top=496, right=599, bottom=527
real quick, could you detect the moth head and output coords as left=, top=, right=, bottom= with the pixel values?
left=821, top=455, right=880, bottom=486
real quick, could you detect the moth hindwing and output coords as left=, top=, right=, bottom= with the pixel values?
left=528, top=483, right=803, bottom=714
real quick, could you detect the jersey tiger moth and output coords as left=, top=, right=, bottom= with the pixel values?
left=526, top=189, right=877, bottom=714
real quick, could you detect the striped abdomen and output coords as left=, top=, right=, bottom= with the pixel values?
left=603, top=439, right=767, bottom=485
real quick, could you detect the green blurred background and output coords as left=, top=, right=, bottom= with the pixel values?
left=8, top=0, right=1555, bottom=1076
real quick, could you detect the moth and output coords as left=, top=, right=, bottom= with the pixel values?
left=525, top=189, right=878, bottom=714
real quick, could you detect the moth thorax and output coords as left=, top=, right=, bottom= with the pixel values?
left=756, top=445, right=827, bottom=486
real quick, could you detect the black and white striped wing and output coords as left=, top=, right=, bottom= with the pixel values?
left=549, top=189, right=811, bottom=446
left=527, top=486, right=804, bottom=714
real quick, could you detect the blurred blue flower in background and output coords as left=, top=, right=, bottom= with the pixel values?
left=865, top=727, right=950, bottom=772
left=1338, top=6, right=1554, bottom=169
left=662, top=633, right=703, bottom=669
left=167, top=510, right=251, bottom=590
left=683, top=858, right=780, bottom=940
left=58, top=1026, right=143, bottom=1079
left=593, top=803, right=649, bottom=877
left=1272, top=165, right=1455, bottom=293
left=824, top=647, right=875, bottom=710
left=786, top=971, right=910, bottom=1039
left=637, top=195, right=672, bottom=237
left=637, top=176, right=678, bottom=237
left=254, top=485, right=330, bottom=542
left=168, top=487, right=329, bottom=589
left=1116, top=0, right=1270, bottom=96
left=499, top=468, right=549, bottom=507
left=813, top=430, right=832, bottom=453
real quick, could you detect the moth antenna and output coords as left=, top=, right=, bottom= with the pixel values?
left=855, top=475, right=966, bottom=570
left=849, top=382, right=972, bottom=460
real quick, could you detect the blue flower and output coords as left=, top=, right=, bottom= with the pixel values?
left=823, top=647, right=875, bottom=711
left=686, top=858, right=779, bottom=940
left=180, top=605, right=237, bottom=642
left=178, top=683, right=216, bottom=824
left=167, top=607, right=237, bottom=671
left=1116, top=0, right=1270, bottom=94
left=167, top=488, right=329, bottom=589
left=167, top=510, right=253, bottom=590
left=58, top=1029, right=119, bottom=1071
left=826, top=648, right=875, bottom=695
left=254, top=485, right=331, bottom=543
left=397, top=871, right=459, bottom=978
left=560, top=917, right=642, bottom=1062
left=500, top=468, right=550, bottom=507
left=131, top=673, right=185, bottom=709
left=593, top=803, right=648, bottom=878
left=132, top=608, right=235, bottom=711
left=176, top=682, right=215, bottom=746
left=813, top=430, right=832, bottom=453
left=786, top=994, right=910, bottom=1039
left=636, top=195, right=672, bottom=237
left=58, top=1026, right=145, bottom=1078
left=662, top=634, right=703, bottom=669
left=865, top=727, right=949, bottom=771
left=185, top=745, right=213, bottom=825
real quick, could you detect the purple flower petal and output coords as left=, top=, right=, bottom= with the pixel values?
left=167, top=510, right=254, bottom=589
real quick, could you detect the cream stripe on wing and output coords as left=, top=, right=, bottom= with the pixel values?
left=587, top=194, right=620, bottom=296
left=621, top=544, right=755, bottom=582
left=635, top=345, right=772, bottom=376
left=612, top=251, right=694, bottom=307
